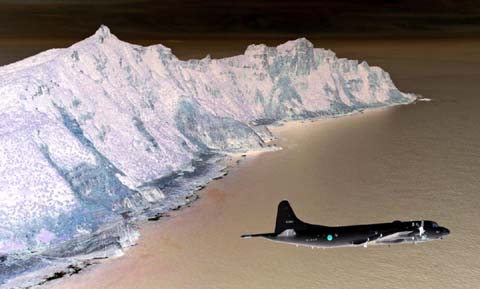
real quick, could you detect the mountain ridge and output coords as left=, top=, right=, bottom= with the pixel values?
left=0, top=25, right=415, bottom=288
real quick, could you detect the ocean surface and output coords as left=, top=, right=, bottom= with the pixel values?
left=28, top=38, right=480, bottom=289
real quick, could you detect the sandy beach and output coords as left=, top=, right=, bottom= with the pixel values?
left=48, top=38, right=480, bottom=289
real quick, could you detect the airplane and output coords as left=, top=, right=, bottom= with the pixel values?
left=241, top=200, right=450, bottom=248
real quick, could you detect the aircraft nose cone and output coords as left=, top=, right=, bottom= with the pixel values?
left=438, top=227, right=450, bottom=237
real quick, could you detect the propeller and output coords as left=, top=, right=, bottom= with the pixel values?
left=418, top=220, right=425, bottom=237
left=408, top=220, right=426, bottom=241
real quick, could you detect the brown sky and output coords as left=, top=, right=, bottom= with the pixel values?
left=0, top=0, right=478, bottom=41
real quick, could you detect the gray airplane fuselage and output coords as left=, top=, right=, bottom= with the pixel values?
left=261, top=220, right=449, bottom=248
left=242, top=201, right=450, bottom=248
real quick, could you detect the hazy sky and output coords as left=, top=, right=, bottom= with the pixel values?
left=0, top=0, right=478, bottom=40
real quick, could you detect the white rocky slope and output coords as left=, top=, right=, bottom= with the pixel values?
left=0, top=25, right=414, bottom=286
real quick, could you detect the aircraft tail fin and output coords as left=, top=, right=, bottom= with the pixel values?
left=275, top=200, right=304, bottom=234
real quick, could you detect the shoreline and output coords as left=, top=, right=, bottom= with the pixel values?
left=16, top=36, right=480, bottom=289
left=0, top=28, right=417, bottom=289
left=1, top=99, right=415, bottom=289
left=45, top=103, right=416, bottom=289
left=32, top=101, right=413, bottom=289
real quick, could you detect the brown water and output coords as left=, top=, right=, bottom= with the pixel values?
left=46, top=39, right=480, bottom=289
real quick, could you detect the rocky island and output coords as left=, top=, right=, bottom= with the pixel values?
left=0, top=25, right=414, bottom=288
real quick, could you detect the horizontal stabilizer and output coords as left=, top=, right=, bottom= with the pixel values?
left=241, top=233, right=273, bottom=238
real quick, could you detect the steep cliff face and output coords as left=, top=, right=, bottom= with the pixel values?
left=0, top=25, right=414, bottom=286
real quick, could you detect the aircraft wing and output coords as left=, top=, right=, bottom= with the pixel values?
left=376, top=230, right=415, bottom=243
left=351, top=232, right=384, bottom=246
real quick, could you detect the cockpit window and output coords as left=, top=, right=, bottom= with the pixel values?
left=425, top=221, right=438, bottom=228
